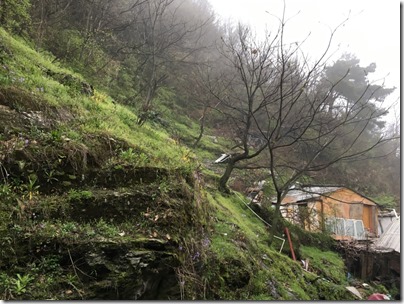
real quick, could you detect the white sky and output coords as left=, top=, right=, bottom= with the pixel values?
left=208, top=0, right=401, bottom=121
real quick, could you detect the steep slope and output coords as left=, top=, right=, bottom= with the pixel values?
left=0, top=28, right=206, bottom=300
left=0, top=28, right=386, bottom=300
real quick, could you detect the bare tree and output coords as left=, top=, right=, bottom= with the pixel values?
left=207, top=23, right=284, bottom=192
left=209, top=6, right=398, bottom=240
left=264, top=13, right=400, bottom=238
left=182, top=66, right=217, bottom=148
left=30, top=0, right=145, bottom=59
left=111, top=0, right=214, bottom=125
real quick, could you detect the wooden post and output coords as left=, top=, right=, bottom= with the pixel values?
left=320, top=200, right=325, bottom=232
left=360, top=251, right=374, bottom=280
left=360, top=252, right=367, bottom=279
left=284, top=227, right=296, bottom=261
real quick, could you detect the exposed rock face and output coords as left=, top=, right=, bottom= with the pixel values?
left=80, top=244, right=180, bottom=299
left=1, top=162, right=196, bottom=299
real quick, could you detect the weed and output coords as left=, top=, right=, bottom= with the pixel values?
left=67, top=189, right=93, bottom=201
left=91, top=89, right=109, bottom=103
left=66, top=273, right=79, bottom=286
left=0, top=273, right=12, bottom=299
left=65, top=272, right=83, bottom=296
left=94, top=218, right=120, bottom=237
left=0, top=183, right=13, bottom=199
left=21, top=175, right=40, bottom=200
left=50, top=129, right=62, bottom=142
left=119, top=148, right=137, bottom=162
left=11, top=273, right=34, bottom=296
left=60, top=222, right=78, bottom=236
left=38, top=255, right=62, bottom=275
left=17, top=160, right=26, bottom=171
left=44, top=169, right=59, bottom=184
left=158, top=179, right=171, bottom=194
left=119, top=148, right=149, bottom=166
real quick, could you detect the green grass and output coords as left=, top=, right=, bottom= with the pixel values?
left=201, top=190, right=356, bottom=300
left=0, top=28, right=194, bottom=171
left=299, top=245, right=348, bottom=285
left=207, top=192, right=270, bottom=251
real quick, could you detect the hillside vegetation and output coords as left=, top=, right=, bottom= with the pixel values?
left=0, top=0, right=398, bottom=300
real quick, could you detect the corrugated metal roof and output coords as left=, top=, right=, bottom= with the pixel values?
left=281, top=186, right=378, bottom=206
left=282, top=186, right=342, bottom=203
left=374, top=218, right=400, bottom=253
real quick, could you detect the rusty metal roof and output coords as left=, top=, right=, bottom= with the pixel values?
left=374, top=217, right=400, bottom=253
left=282, top=186, right=342, bottom=203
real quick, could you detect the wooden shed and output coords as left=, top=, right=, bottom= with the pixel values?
left=278, top=185, right=380, bottom=240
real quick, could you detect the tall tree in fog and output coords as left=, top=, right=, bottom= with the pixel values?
left=29, top=0, right=220, bottom=121
left=312, top=54, right=398, bottom=196
left=30, top=0, right=144, bottom=62
left=318, top=53, right=395, bottom=130
left=111, top=0, right=214, bottom=125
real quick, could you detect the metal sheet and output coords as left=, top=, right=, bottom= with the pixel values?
left=375, top=218, right=400, bottom=253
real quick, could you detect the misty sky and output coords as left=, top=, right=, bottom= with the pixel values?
left=208, top=0, right=400, bottom=120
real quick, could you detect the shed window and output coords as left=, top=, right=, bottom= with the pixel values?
left=355, top=220, right=365, bottom=239
left=345, top=219, right=355, bottom=237
left=326, top=217, right=365, bottom=239
left=335, top=218, right=345, bottom=236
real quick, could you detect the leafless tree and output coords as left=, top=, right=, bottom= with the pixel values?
left=207, top=23, right=284, bottom=192
left=262, top=21, right=399, bottom=239
left=30, top=0, right=145, bottom=57
left=209, top=5, right=398, bottom=240
left=110, top=0, right=214, bottom=125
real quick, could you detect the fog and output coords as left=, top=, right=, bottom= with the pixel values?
left=208, top=0, right=400, bottom=123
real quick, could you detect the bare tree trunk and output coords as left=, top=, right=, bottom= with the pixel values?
left=192, top=106, right=207, bottom=148
left=218, top=161, right=235, bottom=193
left=268, top=192, right=283, bottom=244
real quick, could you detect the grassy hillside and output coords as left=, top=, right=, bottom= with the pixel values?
left=0, top=28, right=389, bottom=300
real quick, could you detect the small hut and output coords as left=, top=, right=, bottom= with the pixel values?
left=278, top=185, right=380, bottom=240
